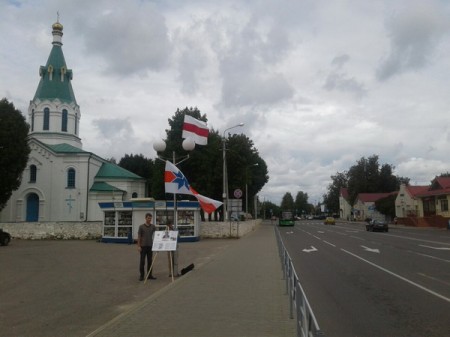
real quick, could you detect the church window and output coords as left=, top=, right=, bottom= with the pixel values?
left=61, top=66, right=66, bottom=82
left=30, top=165, right=37, bottom=183
left=67, top=168, right=76, bottom=188
left=48, top=65, right=53, bottom=81
left=43, top=108, right=50, bottom=130
left=75, top=113, right=78, bottom=135
left=62, top=109, right=68, bottom=132
left=31, top=110, right=35, bottom=131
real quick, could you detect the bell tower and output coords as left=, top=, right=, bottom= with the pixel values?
left=28, top=19, right=82, bottom=148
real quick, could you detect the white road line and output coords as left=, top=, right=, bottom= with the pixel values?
left=349, top=235, right=365, bottom=241
left=341, top=249, right=450, bottom=304
left=419, top=244, right=450, bottom=250
left=383, top=233, right=450, bottom=246
left=323, top=240, right=336, bottom=247
left=417, top=273, right=450, bottom=287
left=413, top=251, right=450, bottom=263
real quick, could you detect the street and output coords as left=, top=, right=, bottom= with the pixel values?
left=279, top=220, right=450, bottom=337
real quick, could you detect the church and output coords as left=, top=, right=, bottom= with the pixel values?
left=0, top=20, right=146, bottom=223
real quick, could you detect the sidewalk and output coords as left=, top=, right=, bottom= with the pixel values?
left=86, top=222, right=296, bottom=337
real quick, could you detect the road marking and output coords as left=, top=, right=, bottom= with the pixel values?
left=417, top=273, right=450, bottom=287
left=419, top=244, right=450, bottom=251
left=341, top=249, right=450, bottom=304
left=323, top=240, right=336, bottom=247
left=361, top=245, right=380, bottom=253
left=303, top=246, right=318, bottom=253
left=414, top=252, right=450, bottom=263
left=317, top=231, right=325, bottom=234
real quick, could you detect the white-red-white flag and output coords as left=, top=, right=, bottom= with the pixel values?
left=164, top=161, right=223, bottom=214
left=182, top=115, right=209, bottom=145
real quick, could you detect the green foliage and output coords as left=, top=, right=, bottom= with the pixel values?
left=119, top=106, right=269, bottom=219
left=375, top=194, right=397, bottom=218
left=323, top=172, right=347, bottom=214
left=280, top=192, right=295, bottom=211
left=261, top=200, right=280, bottom=218
left=0, top=98, right=30, bottom=211
left=118, top=154, right=154, bottom=196
left=323, top=155, right=409, bottom=212
left=294, top=191, right=309, bottom=215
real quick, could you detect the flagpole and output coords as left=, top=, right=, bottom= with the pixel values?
left=154, top=138, right=195, bottom=277
left=172, top=150, right=179, bottom=277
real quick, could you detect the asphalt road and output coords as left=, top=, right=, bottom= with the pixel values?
left=279, top=220, right=450, bottom=337
left=0, top=238, right=233, bottom=337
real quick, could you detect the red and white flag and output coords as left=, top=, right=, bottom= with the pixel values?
left=182, top=115, right=209, bottom=145
left=164, top=161, right=222, bottom=214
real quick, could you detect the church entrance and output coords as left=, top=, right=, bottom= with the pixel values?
left=26, top=193, right=39, bottom=222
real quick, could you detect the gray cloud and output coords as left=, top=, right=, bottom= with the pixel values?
left=76, top=4, right=171, bottom=76
left=376, top=2, right=449, bottom=81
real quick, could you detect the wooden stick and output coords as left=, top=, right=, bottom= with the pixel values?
left=144, top=252, right=158, bottom=284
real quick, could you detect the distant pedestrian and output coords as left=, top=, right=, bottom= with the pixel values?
left=137, top=213, right=157, bottom=281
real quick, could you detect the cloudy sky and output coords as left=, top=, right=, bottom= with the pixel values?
left=1, top=0, right=450, bottom=205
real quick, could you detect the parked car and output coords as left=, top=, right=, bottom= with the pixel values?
left=366, top=220, right=389, bottom=232
left=0, top=229, right=11, bottom=246
left=324, top=217, right=335, bottom=225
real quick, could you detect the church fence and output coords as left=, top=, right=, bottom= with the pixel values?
left=0, top=219, right=261, bottom=240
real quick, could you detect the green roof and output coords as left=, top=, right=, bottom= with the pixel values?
left=33, top=44, right=77, bottom=104
left=90, top=182, right=125, bottom=192
left=95, top=162, right=144, bottom=180
left=46, top=143, right=87, bottom=153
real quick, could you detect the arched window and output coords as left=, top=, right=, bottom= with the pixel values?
left=43, top=108, right=50, bottom=130
left=67, top=168, right=76, bottom=188
left=75, top=113, right=78, bottom=135
left=132, top=192, right=138, bottom=198
left=62, top=109, right=68, bottom=132
left=30, top=165, right=37, bottom=183
left=31, top=110, right=35, bottom=131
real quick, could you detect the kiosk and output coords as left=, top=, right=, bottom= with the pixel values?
left=98, top=199, right=201, bottom=243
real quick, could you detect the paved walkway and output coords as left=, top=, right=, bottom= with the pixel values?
left=86, top=223, right=296, bottom=337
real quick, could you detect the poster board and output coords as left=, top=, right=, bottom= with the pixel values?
left=152, top=230, right=178, bottom=251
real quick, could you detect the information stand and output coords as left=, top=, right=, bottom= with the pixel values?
left=144, top=230, right=178, bottom=284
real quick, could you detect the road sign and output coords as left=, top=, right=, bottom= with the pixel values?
left=234, top=189, right=243, bottom=198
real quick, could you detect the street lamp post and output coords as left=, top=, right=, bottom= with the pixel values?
left=222, top=123, right=244, bottom=221
left=245, top=163, right=258, bottom=217
left=153, top=138, right=195, bottom=276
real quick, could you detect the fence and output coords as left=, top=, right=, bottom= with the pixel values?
left=275, top=226, right=324, bottom=337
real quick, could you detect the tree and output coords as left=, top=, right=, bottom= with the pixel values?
left=375, top=194, right=397, bottom=219
left=261, top=200, right=280, bottom=219
left=294, top=191, right=309, bottom=216
left=118, top=154, right=154, bottom=196
left=280, top=192, right=295, bottom=211
left=347, top=155, right=405, bottom=206
left=149, top=107, right=269, bottom=219
left=324, top=172, right=348, bottom=214
left=0, top=98, right=30, bottom=211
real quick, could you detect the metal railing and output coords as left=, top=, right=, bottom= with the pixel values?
left=275, top=227, right=324, bottom=337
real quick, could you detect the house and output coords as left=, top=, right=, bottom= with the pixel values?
left=412, top=177, right=450, bottom=228
left=395, top=184, right=428, bottom=218
left=352, top=192, right=397, bottom=222
left=0, top=20, right=146, bottom=223
left=339, top=188, right=352, bottom=220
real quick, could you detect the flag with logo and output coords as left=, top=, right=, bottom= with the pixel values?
left=182, top=115, right=209, bottom=145
left=164, top=161, right=222, bottom=214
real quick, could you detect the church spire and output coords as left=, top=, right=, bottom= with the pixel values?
left=29, top=19, right=82, bottom=148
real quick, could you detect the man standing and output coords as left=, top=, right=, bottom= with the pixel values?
left=137, top=213, right=157, bottom=281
